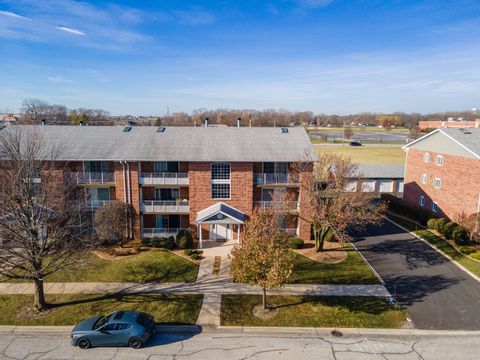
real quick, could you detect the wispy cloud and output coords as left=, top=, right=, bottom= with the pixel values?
left=294, top=0, right=335, bottom=9
left=173, top=7, right=215, bottom=25
left=46, top=75, right=71, bottom=83
left=56, top=26, right=86, bottom=36
left=0, top=10, right=28, bottom=19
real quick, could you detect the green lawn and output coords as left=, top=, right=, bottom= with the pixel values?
left=387, top=214, right=480, bottom=278
left=0, top=293, right=203, bottom=326
left=3, top=251, right=199, bottom=283
left=290, top=244, right=380, bottom=285
left=307, top=127, right=409, bottom=133
left=221, top=295, right=407, bottom=328
left=315, top=146, right=405, bottom=164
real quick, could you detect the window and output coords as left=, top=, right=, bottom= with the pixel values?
left=436, top=155, right=444, bottom=166
left=433, top=177, right=442, bottom=189
left=155, top=188, right=179, bottom=201
left=432, top=202, right=439, bottom=213
left=154, top=162, right=179, bottom=173
left=262, top=188, right=287, bottom=201
left=211, top=163, right=231, bottom=199
left=102, top=323, right=116, bottom=331
left=423, top=152, right=430, bottom=163
left=263, top=162, right=288, bottom=174
left=85, top=161, right=108, bottom=173
left=419, top=196, right=425, bottom=207
left=87, top=188, right=110, bottom=201
left=115, top=323, right=131, bottom=331
left=421, top=174, right=428, bottom=184
left=155, top=215, right=180, bottom=229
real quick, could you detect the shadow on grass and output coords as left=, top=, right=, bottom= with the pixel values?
left=47, top=293, right=202, bottom=325
left=122, top=261, right=197, bottom=283
left=270, top=296, right=395, bottom=315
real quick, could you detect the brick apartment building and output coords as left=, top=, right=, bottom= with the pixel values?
left=1, top=125, right=316, bottom=246
left=418, top=119, right=480, bottom=130
left=403, top=128, right=480, bottom=222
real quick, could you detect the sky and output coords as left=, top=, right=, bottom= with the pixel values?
left=1, top=0, right=480, bottom=116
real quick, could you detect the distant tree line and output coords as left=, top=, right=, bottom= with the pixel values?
left=17, top=98, right=478, bottom=129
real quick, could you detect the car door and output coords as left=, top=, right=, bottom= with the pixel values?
left=114, top=323, right=133, bottom=344
left=91, top=323, right=118, bottom=346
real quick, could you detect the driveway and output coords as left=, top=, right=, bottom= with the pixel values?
left=352, top=220, right=480, bottom=330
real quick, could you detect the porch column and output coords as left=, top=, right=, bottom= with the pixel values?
left=198, top=224, right=203, bottom=249
left=237, top=224, right=241, bottom=245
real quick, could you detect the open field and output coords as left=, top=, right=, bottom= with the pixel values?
left=290, top=243, right=380, bottom=285
left=315, top=146, right=406, bottom=164
left=1, top=250, right=199, bottom=283
left=307, top=126, right=410, bottom=133
left=0, top=293, right=203, bottom=325
left=221, top=295, right=407, bottom=328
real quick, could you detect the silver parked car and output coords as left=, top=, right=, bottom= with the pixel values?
left=71, top=311, right=156, bottom=349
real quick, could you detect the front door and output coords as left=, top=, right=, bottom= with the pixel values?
left=209, top=224, right=232, bottom=240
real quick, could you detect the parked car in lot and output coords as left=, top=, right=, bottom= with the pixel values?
left=349, top=141, right=362, bottom=146
left=71, top=311, right=156, bottom=349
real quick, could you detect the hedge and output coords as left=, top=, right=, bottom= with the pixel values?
left=288, top=237, right=304, bottom=249
left=452, top=227, right=470, bottom=246
left=176, top=229, right=193, bottom=249
left=443, top=222, right=459, bottom=240
left=141, top=236, right=175, bottom=249
left=435, top=218, right=448, bottom=234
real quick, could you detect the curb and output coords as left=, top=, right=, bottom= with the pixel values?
left=385, top=217, right=480, bottom=284
left=1, top=325, right=480, bottom=337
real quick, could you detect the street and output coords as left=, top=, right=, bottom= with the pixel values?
left=353, top=220, right=480, bottom=330
left=0, top=330, right=478, bottom=360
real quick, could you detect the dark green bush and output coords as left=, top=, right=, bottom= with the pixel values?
left=427, top=218, right=438, bottom=230
left=443, top=222, right=459, bottom=240
left=288, top=237, right=304, bottom=249
left=176, top=229, right=193, bottom=249
left=184, top=249, right=193, bottom=256
left=142, top=236, right=174, bottom=249
left=459, top=246, right=475, bottom=255
left=434, top=218, right=448, bottom=234
left=452, top=227, right=470, bottom=246
left=190, top=253, right=200, bottom=260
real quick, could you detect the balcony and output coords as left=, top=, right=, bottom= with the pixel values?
left=139, top=172, right=189, bottom=186
left=141, top=200, right=190, bottom=214
left=254, top=201, right=299, bottom=212
left=66, top=172, right=115, bottom=184
left=142, top=228, right=183, bottom=238
left=84, top=200, right=111, bottom=210
left=254, top=173, right=299, bottom=185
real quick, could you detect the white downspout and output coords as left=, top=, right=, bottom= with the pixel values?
left=120, top=161, right=128, bottom=239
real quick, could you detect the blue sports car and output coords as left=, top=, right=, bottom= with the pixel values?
left=71, top=311, right=156, bottom=349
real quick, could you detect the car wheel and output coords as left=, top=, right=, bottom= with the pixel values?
left=129, top=337, right=142, bottom=349
left=78, top=338, right=91, bottom=349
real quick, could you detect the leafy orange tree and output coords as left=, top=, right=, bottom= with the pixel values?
left=229, top=209, right=294, bottom=310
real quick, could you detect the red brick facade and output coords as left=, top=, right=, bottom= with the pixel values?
left=404, top=148, right=480, bottom=221
left=69, top=160, right=313, bottom=242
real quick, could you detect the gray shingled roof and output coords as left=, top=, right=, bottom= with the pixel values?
left=354, top=164, right=405, bottom=179
left=440, top=128, right=480, bottom=158
left=0, top=125, right=317, bottom=162
left=195, top=202, right=246, bottom=224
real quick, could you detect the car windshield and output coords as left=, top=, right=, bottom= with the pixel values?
left=92, top=314, right=112, bottom=330
left=136, top=313, right=153, bottom=328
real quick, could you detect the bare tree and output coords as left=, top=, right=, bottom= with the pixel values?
left=229, top=209, right=294, bottom=310
left=294, top=153, right=385, bottom=252
left=0, top=127, right=98, bottom=311
left=94, top=201, right=135, bottom=247
left=21, top=98, right=50, bottom=123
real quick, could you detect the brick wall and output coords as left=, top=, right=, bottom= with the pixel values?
left=298, top=164, right=314, bottom=241
left=404, top=148, right=480, bottom=221
left=188, top=162, right=254, bottom=236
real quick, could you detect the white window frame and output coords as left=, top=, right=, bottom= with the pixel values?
left=419, top=195, right=425, bottom=207
left=211, top=163, right=231, bottom=199
left=433, top=177, right=442, bottom=189
left=432, top=202, right=439, bottom=213
left=435, top=155, right=444, bottom=166
left=421, top=173, right=428, bottom=184
left=424, top=152, right=430, bottom=163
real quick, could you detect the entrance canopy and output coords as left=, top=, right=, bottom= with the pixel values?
left=195, top=202, right=246, bottom=225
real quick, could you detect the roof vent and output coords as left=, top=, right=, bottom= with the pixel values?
left=459, top=128, right=472, bottom=134
left=157, top=127, right=166, bottom=133
left=123, top=126, right=132, bottom=133
left=281, top=127, right=289, bottom=134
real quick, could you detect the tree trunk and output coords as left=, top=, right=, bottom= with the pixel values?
left=262, top=287, right=267, bottom=310
left=33, top=277, right=47, bottom=311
